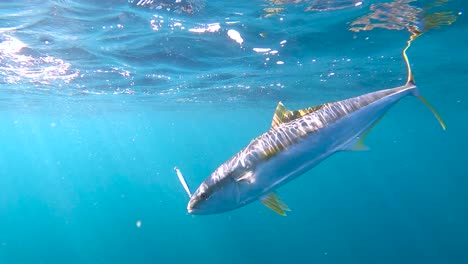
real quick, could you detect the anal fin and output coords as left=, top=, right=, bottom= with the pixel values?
left=350, top=138, right=370, bottom=151
left=346, top=115, right=386, bottom=151
left=260, top=192, right=291, bottom=216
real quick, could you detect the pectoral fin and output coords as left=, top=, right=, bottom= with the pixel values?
left=260, top=192, right=291, bottom=216
left=235, top=171, right=255, bottom=184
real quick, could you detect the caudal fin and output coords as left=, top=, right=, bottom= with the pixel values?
left=402, top=29, right=446, bottom=131
left=403, top=30, right=418, bottom=86
left=415, top=95, right=447, bottom=130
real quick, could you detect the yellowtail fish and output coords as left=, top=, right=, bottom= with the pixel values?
left=175, top=35, right=446, bottom=216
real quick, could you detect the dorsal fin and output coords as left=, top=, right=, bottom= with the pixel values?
left=271, top=102, right=293, bottom=129
left=271, top=101, right=326, bottom=129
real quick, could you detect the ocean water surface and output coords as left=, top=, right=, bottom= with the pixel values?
left=1, top=0, right=467, bottom=263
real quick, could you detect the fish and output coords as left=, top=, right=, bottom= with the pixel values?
left=175, top=35, right=446, bottom=216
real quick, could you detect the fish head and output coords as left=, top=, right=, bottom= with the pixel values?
left=187, top=169, right=241, bottom=215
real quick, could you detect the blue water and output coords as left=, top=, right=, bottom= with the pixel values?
left=1, top=0, right=467, bottom=263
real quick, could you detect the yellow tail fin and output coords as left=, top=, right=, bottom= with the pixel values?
left=402, top=29, right=420, bottom=86
left=416, top=95, right=447, bottom=130
left=402, top=29, right=446, bottom=131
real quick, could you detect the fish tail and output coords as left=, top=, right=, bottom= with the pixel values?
left=415, top=95, right=446, bottom=130
left=403, top=29, right=419, bottom=87
left=403, top=29, right=446, bottom=131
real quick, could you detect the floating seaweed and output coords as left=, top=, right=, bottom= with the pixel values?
left=129, top=0, right=206, bottom=14
left=305, top=0, right=363, bottom=11
left=263, top=0, right=363, bottom=17
left=349, top=0, right=457, bottom=35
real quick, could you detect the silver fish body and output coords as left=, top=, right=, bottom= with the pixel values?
left=187, top=84, right=427, bottom=215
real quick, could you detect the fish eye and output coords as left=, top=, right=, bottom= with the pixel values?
left=200, top=192, right=208, bottom=200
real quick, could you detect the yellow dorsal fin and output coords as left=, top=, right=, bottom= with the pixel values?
left=260, top=192, right=291, bottom=216
left=271, top=102, right=292, bottom=129
left=271, top=101, right=326, bottom=129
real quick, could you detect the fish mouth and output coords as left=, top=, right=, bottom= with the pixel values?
left=187, top=206, right=201, bottom=215
left=187, top=202, right=202, bottom=215
left=187, top=200, right=196, bottom=214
